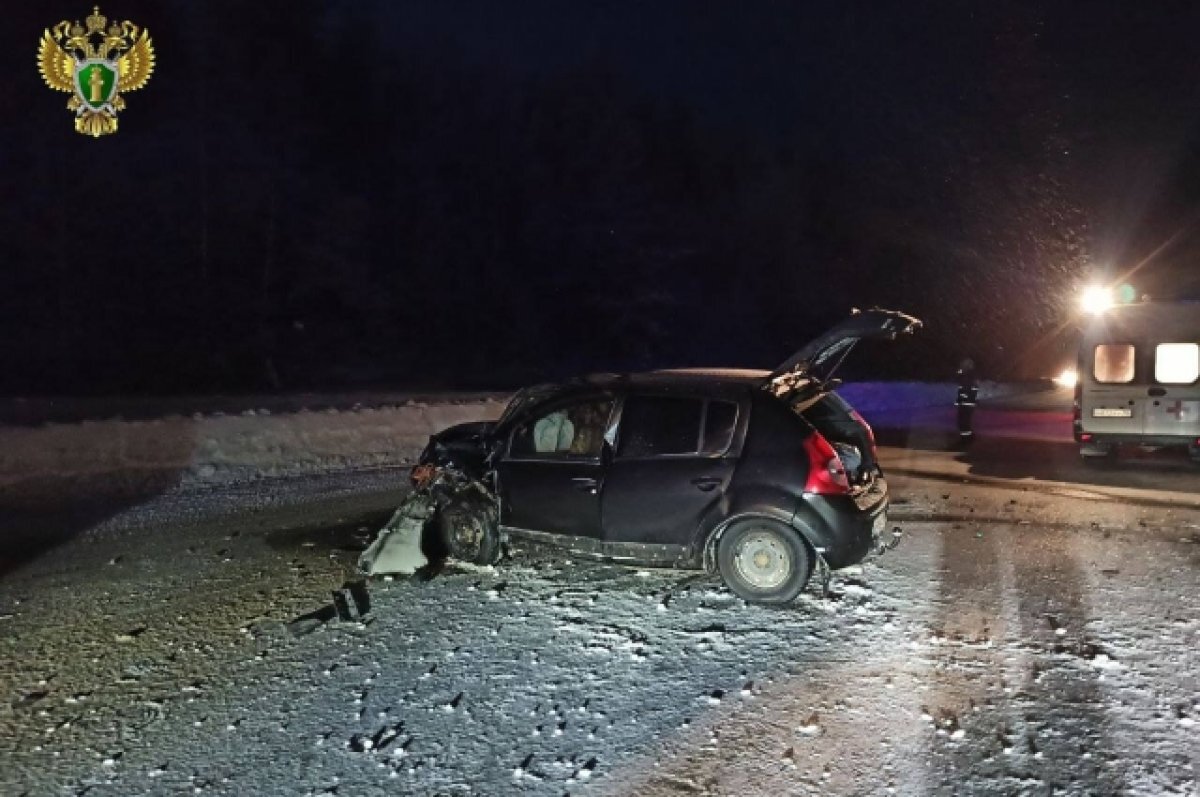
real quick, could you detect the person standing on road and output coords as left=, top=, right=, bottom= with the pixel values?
left=955, top=358, right=978, bottom=446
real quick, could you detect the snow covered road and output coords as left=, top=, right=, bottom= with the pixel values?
left=1, top=398, right=1198, bottom=796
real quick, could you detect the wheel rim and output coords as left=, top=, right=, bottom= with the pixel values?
left=732, top=530, right=792, bottom=591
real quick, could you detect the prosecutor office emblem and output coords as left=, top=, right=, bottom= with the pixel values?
left=37, top=6, right=155, bottom=137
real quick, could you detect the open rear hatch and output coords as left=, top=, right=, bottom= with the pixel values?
left=763, top=307, right=922, bottom=402
left=764, top=308, right=921, bottom=486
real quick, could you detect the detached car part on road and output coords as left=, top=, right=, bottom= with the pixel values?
left=362, top=308, right=920, bottom=604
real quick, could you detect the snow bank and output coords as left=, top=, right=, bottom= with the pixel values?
left=0, top=398, right=507, bottom=490
left=0, top=381, right=1049, bottom=492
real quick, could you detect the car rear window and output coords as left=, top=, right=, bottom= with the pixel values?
left=1155, top=343, right=1199, bottom=384
left=701, top=400, right=738, bottom=454
left=618, top=396, right=703, bottom=457
left=1093, top=344, right=1135, bottom=384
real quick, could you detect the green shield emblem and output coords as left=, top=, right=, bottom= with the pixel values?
left=74, top=60, right=118, bottom=110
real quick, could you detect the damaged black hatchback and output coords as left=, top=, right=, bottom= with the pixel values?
left=411, top=309, right=920, bottom=604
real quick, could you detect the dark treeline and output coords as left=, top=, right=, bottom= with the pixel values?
left=3, top=1, right=1200, bottom=395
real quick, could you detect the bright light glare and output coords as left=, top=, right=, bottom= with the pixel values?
left=1080, top=286, right=1115, bottom=314
left=1053, top=368, right=1078, bottom=388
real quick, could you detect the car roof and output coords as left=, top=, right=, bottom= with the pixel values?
left=572, top=368, right=767, bottom=396
left=497, top=369, right=769, bottom=430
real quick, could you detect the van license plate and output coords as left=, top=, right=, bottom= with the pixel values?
left=1092, top=407, right=1132, bottom=418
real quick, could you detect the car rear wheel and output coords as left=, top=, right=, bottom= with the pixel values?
left=716, top=518, right=812, bottom=604
left=437, top=487, right=501, bottom=566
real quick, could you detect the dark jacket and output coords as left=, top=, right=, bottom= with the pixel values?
left=955, top=368, right=978, bottom=407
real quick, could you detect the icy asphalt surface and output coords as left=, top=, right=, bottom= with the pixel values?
left=2, top=409, right=1199, bottom=795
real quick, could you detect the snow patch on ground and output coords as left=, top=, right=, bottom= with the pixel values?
left=12, top=521, right=1189, bottom=797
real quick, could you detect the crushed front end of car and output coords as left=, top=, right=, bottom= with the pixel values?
left=358, top=462, right=500, bottom=577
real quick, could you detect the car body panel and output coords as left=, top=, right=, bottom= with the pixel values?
left=497, top=455, right=606, bottom=539
left=500, top=525, right=690, bottom=566
left=602, top=455, right=737, bottom=546
left=796, top=479, right=888, bottom=568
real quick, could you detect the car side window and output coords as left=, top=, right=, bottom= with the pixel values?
left=617, top=395, right=704, bottom=458
left=701, top=400, right=739, bottom=455
left=508, top=398, right=615, bottom=460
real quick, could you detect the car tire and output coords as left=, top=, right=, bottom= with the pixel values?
left=716, top=518, right=813, bottom=604
left=437, top=487, right=500, bottom=566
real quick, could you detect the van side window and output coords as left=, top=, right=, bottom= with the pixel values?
left=618, top=396, right=703, bottom=457
left=1155, top=343, right=1199, bottom=384
left=1094, top=344, right=1135, bottom=384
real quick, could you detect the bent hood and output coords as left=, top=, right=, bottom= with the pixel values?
left=765, top=308, right=922, bottom=397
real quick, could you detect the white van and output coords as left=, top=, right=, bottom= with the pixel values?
left=1073, top=300, right=1200, bottom=462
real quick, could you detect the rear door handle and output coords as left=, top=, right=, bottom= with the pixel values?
left=691, top=476, right=723, bottom=492
left=571, top=477, right=599, bottom=493
left=1148, top=387, right=1167, bottom=397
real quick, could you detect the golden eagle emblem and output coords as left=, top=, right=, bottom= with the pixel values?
left=38, top=6, right=155, bottom=137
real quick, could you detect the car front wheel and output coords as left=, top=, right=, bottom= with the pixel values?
left=716, top=518, right=813, bottom=604
left=437, top=487, right=501, bottom=566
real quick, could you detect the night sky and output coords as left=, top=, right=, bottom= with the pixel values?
left=4, top=1, right=1200, bottom=395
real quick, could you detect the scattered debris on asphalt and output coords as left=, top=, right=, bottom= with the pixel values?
left=332, top=580, right=370, bottom=621
left=287, top=580, right=373, bottom=636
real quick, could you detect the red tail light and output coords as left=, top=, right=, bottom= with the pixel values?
left=803, top=432, right=851, bottom=495
left=849, top=408, right=878, bottom=460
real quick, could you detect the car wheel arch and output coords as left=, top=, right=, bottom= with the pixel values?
left=701, top=510, right=818, bottom=574
left=688, top=483, right=805, bottom=560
